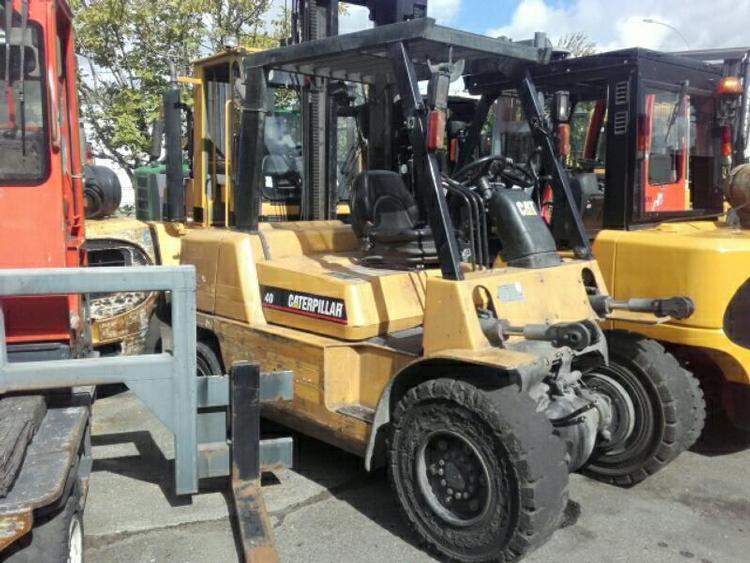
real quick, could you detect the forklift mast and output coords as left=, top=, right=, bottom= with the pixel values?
left=291, top=0, right=428, bottom=220
left=0, top=0, right=85, bottom=357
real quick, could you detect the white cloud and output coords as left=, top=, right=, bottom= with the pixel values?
left=340, top=0, right=464, bottom=33
left=340, top=5, right=372, bottom=34
left=428, top=0, right=462, bottom=23
left=486, top=0, right=750, bottom=51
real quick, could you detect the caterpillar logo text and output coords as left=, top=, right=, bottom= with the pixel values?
left=261, top=286, right=348, bottom=324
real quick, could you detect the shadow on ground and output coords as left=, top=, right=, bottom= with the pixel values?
left=90, top=408, right=750, bottom=561
left=272, top=431, right=413, bottom=543
left=691, top=413, right=750, bottom=457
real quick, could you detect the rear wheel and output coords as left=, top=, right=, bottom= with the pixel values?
left=679, top=368, right=706, bottom=450
left=196, top=340, right=223, bottom=377
left=388, top=379, right=568, bottom=562
left=582, top=330, right=696, bottom=486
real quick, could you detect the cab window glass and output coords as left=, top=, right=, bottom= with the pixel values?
left=637, top=87, right=715, bottom=215
left=646, top=89, right=688, bottom=186
left=570, top=100, right=607, bottom=167
left=0, top=18, right=48, bottom=184
left=263, top=81, right=302, bottom=202
left=203, top=63, right=233, bottom=222
left=491, top=96, right=533, bottom=163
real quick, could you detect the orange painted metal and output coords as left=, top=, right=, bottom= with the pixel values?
left=0, top=0, right=85, bottom=347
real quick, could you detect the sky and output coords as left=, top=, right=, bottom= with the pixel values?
left=339, top=0, right=750, bottom=52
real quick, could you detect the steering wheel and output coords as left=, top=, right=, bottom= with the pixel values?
left=452, top=154, right=536, bottom=188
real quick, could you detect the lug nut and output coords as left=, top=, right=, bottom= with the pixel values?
left=429, top=464, right=437, bottom=475
left=447, top=488, right=453, bottom=495
left=445, top=496, right=452, bottom=504
left=440, top=479, right=447, bottom=487
left=438, top=459, right=445, bottom=466
left=438, top=468, right=444, bottom=476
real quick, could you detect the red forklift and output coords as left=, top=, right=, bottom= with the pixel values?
left=0, top=0, right=89, bottom=559
left=0, top=2, right=291, bottom=561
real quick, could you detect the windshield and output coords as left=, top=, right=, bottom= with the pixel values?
left=262, top=85, right=302, bottom=202
left=637, top=86, right=716, bottom=216
left=0, top=13, right=47, bottom=184
left=646, top=89, right=689, bottom=187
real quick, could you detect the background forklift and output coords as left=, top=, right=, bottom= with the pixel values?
left=135, top=2, right=372, bottom=228
left=172, top=16, right=703, bottom=562
left=478, top=47, right=750, bottom=433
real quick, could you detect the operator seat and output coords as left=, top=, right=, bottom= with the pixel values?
left=350, top=170, right=438, bottom=268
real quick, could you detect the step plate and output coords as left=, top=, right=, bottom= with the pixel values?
left=336, top=404, right=375, bottom=424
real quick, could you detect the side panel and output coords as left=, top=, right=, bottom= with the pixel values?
left=423, top=260, right=601, bottom=355
left=594, top=224, right=750, bottom=385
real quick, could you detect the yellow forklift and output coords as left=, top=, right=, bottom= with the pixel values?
left=172, top=17, right=703, bottom=561
left=137, top=45, right=357, bottom=228
left=481, top=47, right=750, bottom=432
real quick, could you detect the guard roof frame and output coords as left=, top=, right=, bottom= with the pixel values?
left=233, top=19, right=595, bottom=279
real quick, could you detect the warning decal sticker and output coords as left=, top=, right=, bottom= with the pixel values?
left=260, top=286, right=347, bottom=324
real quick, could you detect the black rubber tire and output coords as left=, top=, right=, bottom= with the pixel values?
left=143, top=314, right=162, bottom=354
left=582, top=330, right=692, bottom=486
left=388, top=379, right=568, bottom=563
left=4, top=485, right=84, bottom=562
left=196, top=340, right=223, bottom=377
left=679, top=367, right=706, bottom=450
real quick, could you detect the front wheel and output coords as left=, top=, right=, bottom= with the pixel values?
left=582, top=330, right=701, bottom=486
left=388, top=379, right=568, bottom=562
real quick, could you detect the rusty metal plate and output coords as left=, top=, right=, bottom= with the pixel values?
left=0, top=510, right=32, bottom=552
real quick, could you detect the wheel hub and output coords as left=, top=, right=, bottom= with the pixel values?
left=417, top=431, right=492, bottom=527
left=586, top=370, right=637, bottom=454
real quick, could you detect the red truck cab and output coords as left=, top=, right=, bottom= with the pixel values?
left=0, top=0, right=85, bottom=358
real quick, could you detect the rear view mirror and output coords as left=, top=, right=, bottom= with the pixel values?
left=552, top=91, right=571, bottom=123
left=150, top=120, right=165, bottom=161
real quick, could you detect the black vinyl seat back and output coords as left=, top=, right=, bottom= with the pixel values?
left=350, top=170, right=438, bottom=267
left=351, top=170, right=422, bottom=236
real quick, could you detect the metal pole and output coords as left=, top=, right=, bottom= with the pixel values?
left=235, top=66, right=268, bottom=231
left=164, top=64, right=186, bottom=222
left=517, top=71, right=593, bottom=259
left=171, top=281, right=198, bottom=494
left=388, top=41, right=464, bottom=280
left=0, top=308, right=7, bottom=368
left=738, top=52, right=750, bottom=163
left=642, top=19, right=690, bottom=50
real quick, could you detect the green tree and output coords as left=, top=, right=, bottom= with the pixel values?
left=72, top=0, right=275, bottom=178
left=556, top=33, right=597, bottom=162
left=557, top=32, right=597, bottom=58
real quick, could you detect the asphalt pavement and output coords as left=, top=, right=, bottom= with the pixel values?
left=84, top=389, right=750, bottom=563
